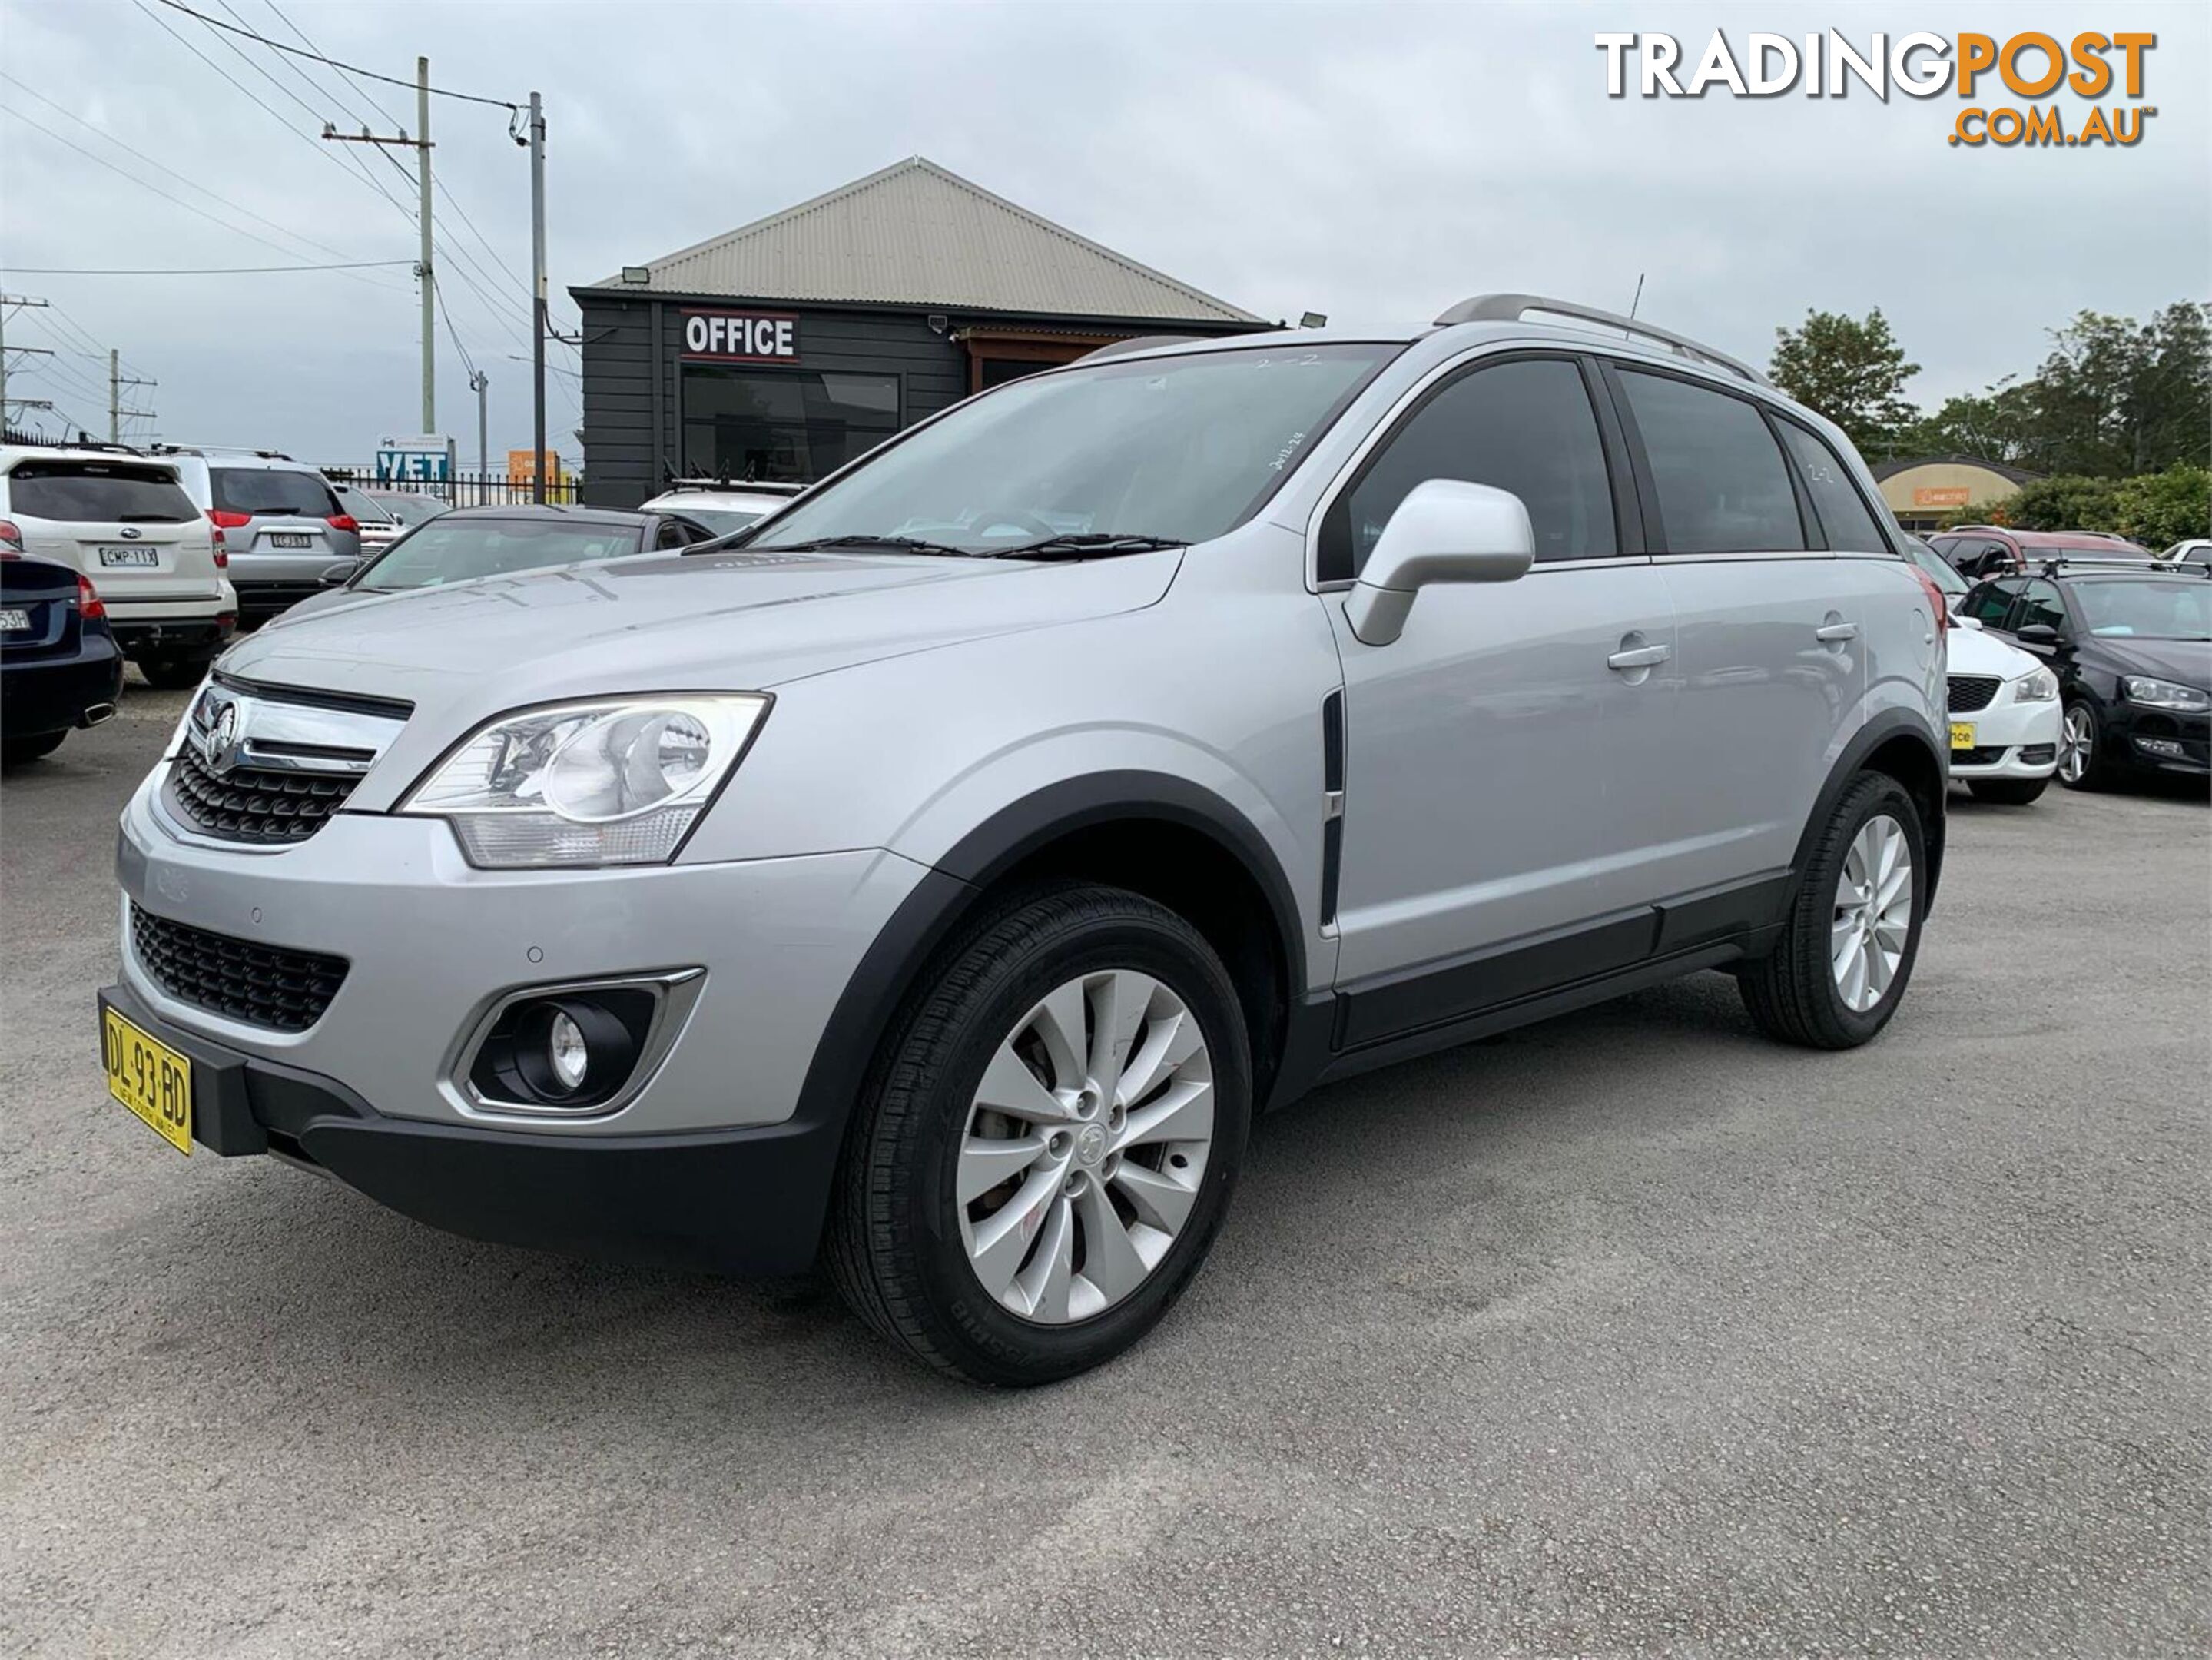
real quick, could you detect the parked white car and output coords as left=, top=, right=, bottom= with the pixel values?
left=638, top=480, right=805, bottom=536
left=0, top=445, right=234, bottom=687
left=1902, top=534, right=2060, bottom=803
left=2158, top=539, right=2210, bottom=566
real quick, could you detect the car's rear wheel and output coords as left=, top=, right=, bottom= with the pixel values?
left=2057, top=702, right=2104, bottom=790
left=1, top=731, right=67, bottom=767
left=134, top=656, right=208, bottom=691
left=827, top=881, right=1250, bottom=1386
left=1740, top=772, right=1927, bottom=1050
left=1968, top=776, right=2048, bottom=805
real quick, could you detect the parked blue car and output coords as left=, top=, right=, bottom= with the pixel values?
left=2, top=545, right=124, bottom=766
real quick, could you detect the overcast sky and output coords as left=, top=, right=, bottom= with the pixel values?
left=3, top=1, right=2205, bottom=463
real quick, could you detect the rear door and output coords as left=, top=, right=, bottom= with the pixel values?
left=1322, top=351, right=1683, bottom=1011
left=1609, top=366, right=1862, bottom=898
left=0, top=458, right=218, bottom=604
left=212, top=465, right=354, bottom=579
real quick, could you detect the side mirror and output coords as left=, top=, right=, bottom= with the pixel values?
left=2014, top=622, right=2061, bottom=649
left=318, top=558, right=363, bottom=587
left=1344, top=480, right=1534, bottom=646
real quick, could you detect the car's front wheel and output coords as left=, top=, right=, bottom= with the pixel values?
left=827, top=881, right=1250, bottom=1385
left=2057, top=702, right=2104, bottom=790
left=1739, top=771, right=1928, bottom=1050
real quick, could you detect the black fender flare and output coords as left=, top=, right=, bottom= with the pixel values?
left=781, top=772, right=1308, bottom=1257
left=1789, top=710, right=1948, bottom=915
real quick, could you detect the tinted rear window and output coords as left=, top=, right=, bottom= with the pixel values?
left=7, top=460, right=196, bottom=523
left=1776, top=423, right=1889, bottom=553
left=212, top=467, right=339, bottom=518
left=1619, top=372, right=1806, bottom=554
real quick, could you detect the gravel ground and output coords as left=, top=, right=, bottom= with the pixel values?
left=2, top=681, right=2206, bottom=1659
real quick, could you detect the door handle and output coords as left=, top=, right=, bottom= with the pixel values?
left=1815, top=621, right=1859, bottom=642
left=1607, top=642, right=1671, bottom=671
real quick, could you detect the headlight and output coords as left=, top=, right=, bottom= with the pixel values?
left=400, top=693, right=769, bottom=868
left=2122, top=676, right=2210, bottom=712
left=2012, top=667, right=2059, bottom=702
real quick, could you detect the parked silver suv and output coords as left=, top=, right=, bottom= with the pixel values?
left=155, top=447, right=362, bottom=625
left=103, top=297, right=1949, bottom=1383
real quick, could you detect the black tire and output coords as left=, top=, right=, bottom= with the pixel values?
left=827, top=881, right=1252, bottom=1386
left=1, top=731, right=67, bottom=767
left=2057, top=701, right=2105, bottom=792
left=135, top=656, right=210, bottom=691
left=1968, top=775, right=2049, bottom=806
left=1739, top=772, right=1928, bottom=1050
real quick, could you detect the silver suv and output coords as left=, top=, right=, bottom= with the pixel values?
left=103, top=296, right=1949, bottom=1384
left=154, top=447, right=362, bottom=625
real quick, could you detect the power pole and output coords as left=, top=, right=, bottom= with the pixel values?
left=1, top=294, right=52, bottom=419
left=469, top=367, right=489, bottom=476
left=528, top=90, right=546, bottom=504
left=322, top=78, right=435, bottom=435
left=416, top=57, right=435, bottom=435
left=108, top=348, right=156, bottom=443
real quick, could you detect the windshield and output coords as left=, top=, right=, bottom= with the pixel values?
left=359, top=517, right=642, bottom=591
left=1904, top=541, right=1967, bottom=596
left=2071, top=579, right=2211, bottom=640
left=751, top=343, right=1395, bottom=556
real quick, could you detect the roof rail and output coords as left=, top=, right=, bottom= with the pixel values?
left=148, top=443, right=295, bottom=461
left=662, top=475, right=805, bottom=496
left=1079, top=335, right=1202, bottom=362
left=1432, top=293, right=1769, bottom=387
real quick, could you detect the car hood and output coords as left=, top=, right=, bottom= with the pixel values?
left=1945, top=625, right=2041, bottom=679
left=224, top=544, right=1181, bottom=710
left=2080, top=635, right=2212, bottom=686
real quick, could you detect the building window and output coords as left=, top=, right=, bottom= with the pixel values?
left=681, top=366, right=900, bottom=483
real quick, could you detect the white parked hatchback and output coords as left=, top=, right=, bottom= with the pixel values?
left=1903, top=537, right=2061, bottom=802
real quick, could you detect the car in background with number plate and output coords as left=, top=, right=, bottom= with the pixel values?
left=154, top=447, right=362, bottom=628
left=0, top=444, right=234, bottom=689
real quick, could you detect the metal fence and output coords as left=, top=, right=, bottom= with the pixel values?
left=320, top=466, right=582, bottom=509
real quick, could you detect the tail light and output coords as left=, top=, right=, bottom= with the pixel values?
left=211, top=524, right=229, bottom=569
left=327, top=513, right=360, bottom=533
left=76, top=574, right=107, bottom=621
left=1909, top=566, right=1952, bottom=636
left=0, top=518, right=23, bottom=554
left=207, top=509, right=252, bottom=530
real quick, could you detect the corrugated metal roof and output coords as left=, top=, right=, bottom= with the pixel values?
left=585, top=157, right=1263, bottom=325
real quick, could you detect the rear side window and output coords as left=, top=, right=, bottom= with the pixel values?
left=5, top=460, right=196, bottom=523
left=1618, top=371, right=1804, bottom=554
left=1776, top=423, right=1889, bottom=553
left=1960, top=579, right=2021, bottom=629
left=212, top=467, right=340, bottom=518
left=1325, top=357, right=1617, bottom=577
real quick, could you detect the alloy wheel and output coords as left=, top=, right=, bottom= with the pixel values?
left=957, top=969, right=1215, bottom=1324
left=2058, top=706, right=2095, bottom=785
left=1831, top=813, right=1913, bottom=1014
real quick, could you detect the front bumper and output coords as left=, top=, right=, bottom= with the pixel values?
left=98, top=980, right=841, bottom=1274
left=2106, top=702, right=2210, bottom=775
left=116, top=766, right=930, bottom=1137
left=1948, top=690, right=2061, bottom=778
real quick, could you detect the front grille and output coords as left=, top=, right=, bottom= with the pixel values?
left=1948, top=676, right=2001, bottom=712
left=130, top=901, right=347, bottom=1031
left=1952, top=745, right=2008, bottom=767
left=164, top=745, right=360, bottom=844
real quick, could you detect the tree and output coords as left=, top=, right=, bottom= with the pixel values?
left=1967, top=474, right=2122, bottom=533
left=2114, top=464, right=2211, bottom=547
left=1895, top=379, right=2042, bottom=466
left=1769, top=308, right=1921, bottom=456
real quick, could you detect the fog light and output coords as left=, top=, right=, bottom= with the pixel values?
left=549, top=1011, right=589, bottom=1091
left=2135, top=735, right=2186, bottom=759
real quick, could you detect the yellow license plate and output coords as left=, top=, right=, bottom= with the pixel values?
left=103, top=1008, right=192, bottom=1155
left=1949, top=722, right=1975, bottom=752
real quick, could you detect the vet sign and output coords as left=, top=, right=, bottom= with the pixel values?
left=682, top=310, right=799, bottom=364
left=376, top=435, right=454, bottom=484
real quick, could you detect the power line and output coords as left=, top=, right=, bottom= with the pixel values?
left=432, top=277, right=479, bottom=380
left=260, top=0, right=400, bottom=128
left=0, top=75, right=380, bottom=271
left=151, top=0, right=517, bottom=108
left=1, top=261, right=416, bottom=274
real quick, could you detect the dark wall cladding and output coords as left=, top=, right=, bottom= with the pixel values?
left=574, top=296, right=969, bottom=509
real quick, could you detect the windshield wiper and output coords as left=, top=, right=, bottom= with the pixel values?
left=741, top=534, right=977, bottom=559
left=985, top=533, right=1190, bottom=561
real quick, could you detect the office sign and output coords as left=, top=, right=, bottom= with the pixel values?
left=376, top=434, right=453, bottom=484
left=682, top=310, right=800, bottom=364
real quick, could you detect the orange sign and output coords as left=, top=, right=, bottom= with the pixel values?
left=506, top=449, right=564, bottom=485
left=1913, top=486, right=1972, bottom=507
